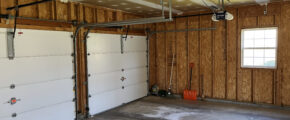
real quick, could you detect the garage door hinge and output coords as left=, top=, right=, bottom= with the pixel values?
left=88, top=94, right=91, bottom=98
left=88, top=74, right=91, bottom=77
left=12, top=113, right=17, bottom=118
left=83, top=82, right=87, bottom=85
left=85, top=106, right=90, bottom=111
left=72, top=75, right=76, bottom=79
left=72, top=98, right=76, bottom=102
left=10, top=84, right=15, bottom=89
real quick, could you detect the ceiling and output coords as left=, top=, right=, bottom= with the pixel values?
left=72, top=0, right=281, bottom=16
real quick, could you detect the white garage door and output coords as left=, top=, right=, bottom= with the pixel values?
left=87, top=33, right=148, bottom=115
left=0, top=29, right=75, bottom=120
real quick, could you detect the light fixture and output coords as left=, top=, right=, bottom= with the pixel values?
left=211, top=11, right=234, bottom=22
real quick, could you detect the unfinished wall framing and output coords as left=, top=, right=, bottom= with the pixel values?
left=149, top=2, right=290, bottom=107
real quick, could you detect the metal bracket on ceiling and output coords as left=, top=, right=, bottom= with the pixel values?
left=264, top=3, right=268, bottom=15
left=120, top=26, right=130, bottom=54
left=7, top=29, right=15, bottom=60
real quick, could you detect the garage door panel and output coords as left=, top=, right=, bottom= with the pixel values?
left=89, top=71, right=122, bottom=95
left=0, top=56, right=73, bottom=88
left=87, top=33, right=120, bottom=53
left=89, top=89, right=123, bottom=115
left=14, top=29, right=72, bottom=57
left=16, top=101, right=74, bottom=120
left=88, top=33, right=147, bottom=116
left=122, top=82, right=147, bottom=104
left=0, top=29, right=75, bottom=120
left=88, top=54, right=123, bottom=74
left=0, top=88, right=14, bottom=117
left=122, top=53, right=147, bottom=68
left=0, top=29, right=7, bottom=58
left=124, top=67, right=147, bottom=86
left=124, top=35, right=146, bottom=52
left=0, top=79, right=74, bottom=118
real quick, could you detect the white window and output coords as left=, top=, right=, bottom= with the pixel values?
left=241, top=27, right=277, bottom=68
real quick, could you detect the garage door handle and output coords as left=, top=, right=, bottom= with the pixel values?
left=121, top=77, right=126, bottom=81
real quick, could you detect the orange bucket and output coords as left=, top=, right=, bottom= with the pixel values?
left=183, top=63, right=197, bottom=101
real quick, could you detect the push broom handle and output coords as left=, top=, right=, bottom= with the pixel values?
left=189, top=63, right=194, bottom=90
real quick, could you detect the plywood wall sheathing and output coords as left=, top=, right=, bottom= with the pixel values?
left=226, top=8, right=238, bottom=100
left=156, top=23, right=166, bottom=90
left=176, top=18, right=188, bottom=93
left=150, top=2, right=290, bottom=106
left=188, top=16, right=200, bottom=96
left=280, top=3, right=290, bottom=106
left=200, top=15, right=213, bottom=98
left=165, top=21, right=177, bottom=92
left=213, top=19, right=226, bottom=99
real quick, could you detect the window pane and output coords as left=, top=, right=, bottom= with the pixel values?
left=265, top=49, right=276, bottom=58
left=265, top=58, right=276, bottom=67
left=254, top=49, right=264, bottom=58
left=254, top=30, right=264, bottom=39
left=244, top=40, right=254, bottom=48
left=265, top=29, right=276, bottom=39
left=244, top=58, right=253, bottom=66
left=241, top=28, right=277, bottom=68
left=244, top=49, right=253, bottom=57
left=254, top=58, right=264, bottom=66
left=244, top=31, right=255, bottom=39
left=254, top=39, right=265, bottom=47
left=265, top=39, right=276, bottom=47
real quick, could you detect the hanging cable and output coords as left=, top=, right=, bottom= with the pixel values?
left=13, top=0, right=19, bottom=39
left=201, top=0, right=216, bottom=14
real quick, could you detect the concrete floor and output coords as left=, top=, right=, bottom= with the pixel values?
left=88, top=96, right=290, bottom=120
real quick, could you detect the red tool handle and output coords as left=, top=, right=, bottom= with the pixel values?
left=188, top=63, right=194, bottom=90
left=189, top=63, right=194, bottom=68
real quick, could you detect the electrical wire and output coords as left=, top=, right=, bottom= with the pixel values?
left=200, top=0, right=216, bottom=14
left=13, top=0, right=19, bottom=39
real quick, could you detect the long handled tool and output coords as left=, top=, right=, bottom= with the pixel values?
left=167, top=54, right=175, bottom=96
left=183, top=63, right=197, bottom=100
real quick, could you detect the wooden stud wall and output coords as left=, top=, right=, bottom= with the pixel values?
left=149, top=2, right=290, bottom=106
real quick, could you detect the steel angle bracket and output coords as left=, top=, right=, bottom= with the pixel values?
left=7, top=29, right=15, bottom=60
left=120, top=26, right=129, bottom=54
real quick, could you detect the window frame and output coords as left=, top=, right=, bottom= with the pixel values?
left=241, top=27, right=278, bottom=69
